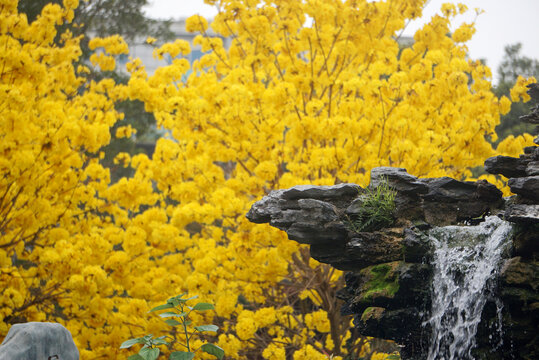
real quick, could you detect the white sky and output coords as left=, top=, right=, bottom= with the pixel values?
left=144, top=0, right=539, bottom=83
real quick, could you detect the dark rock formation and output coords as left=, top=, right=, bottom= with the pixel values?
left=247, top=167, right=507, bottom=358
left=485, top=155, right=529, bottom=178
left=247, top=183, right=359, bottom=245
left=0, top=322, right=79, bottom=360
left=508, top=176, right=539, bottom=202
left=505, top=204, right=539, bottom=224
left=246, top=83, right=539, bottom=359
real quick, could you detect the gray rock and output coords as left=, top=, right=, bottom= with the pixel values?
left=505, top=204, right=539, bottom=224
left=310, top=228, right=404, bottom=270
left=523, top=146, right=538, bottom=156
left=246, top=189, right=298, bottom=224
left=500, top=257, right=539, bottom=290
left=394, top=193, right=424, bottom=220
left=247, top=185, right=362, bottom=244
left=402, top=226, right=432, bottom=262
left=423, top=201, right=458, bottom=226
left=279, top=183, right=361, bottom=200
left=512, top=222, right=539, bottom=258
left=355, top=306, right=425, bottom=347
left=370, top=167, right=428, bottom=194
left=246, top=184, right=360, bottom=224
left=0, top=322, right=79, bottom=360
left=345, top=230, right=404, bottom=266
left=520, top=111, right=539, bottom=124
left=347, top=262, right=431, bottom=312
left=484, top=155, right=529, bottom=178
left=508, top=176, right=539, bottom=202
left=286, top=220, right=348, bottom=245
left=423, top=178, right=502, bottom=202
left=526, top=161, right=539, bottom=176
left=268, top=199, right=337, bottom=229
left=422, top=178, right=503, bottom=225
left=267, top=198, right=347, bottom=244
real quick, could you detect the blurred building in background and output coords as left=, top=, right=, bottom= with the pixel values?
left=121, top=18, right=232, bottom=76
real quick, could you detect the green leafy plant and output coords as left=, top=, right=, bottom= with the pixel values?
left=121, top=293, right=224, bottom=360
left=347, top=179, right=396, bottom=233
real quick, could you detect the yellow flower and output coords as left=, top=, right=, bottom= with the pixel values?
left=185, top=14, right=208, bottom=33
left=499, top=96, right=512, bottom=115
left=263, top=343, right=286, bottom=360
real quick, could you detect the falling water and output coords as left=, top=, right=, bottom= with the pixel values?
left=425, top=216, right=513, bottom=360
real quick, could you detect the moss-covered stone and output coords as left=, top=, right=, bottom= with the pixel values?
left=359, top=261, right=400, bottom=302
left=360, top=306, right=385, bottom=322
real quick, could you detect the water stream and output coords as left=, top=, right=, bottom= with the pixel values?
left=425, top=216, right=513, bottom=360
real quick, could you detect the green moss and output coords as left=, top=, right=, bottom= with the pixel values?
left=360, top=262, right=400, bottom=302
left=360, top=306, right=385, bottom=322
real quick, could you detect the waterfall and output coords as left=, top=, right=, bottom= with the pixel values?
left=425, top=216, right=513, bottom=360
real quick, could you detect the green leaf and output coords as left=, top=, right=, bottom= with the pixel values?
left=200, top=343, right=225, bottom=359
left=128, top=355, right=144, bottom=360
left=164, top=319, right=181, bottom=326
left=169, top=351, right=195, bottom=360
left=120, top=337, right=145, bottom=349
left=192, top=302, right=215, bottom=311
left=178, top=295, right=198, bottom=302
left=194, top=324, right=218, bottom=332
left=184, top=320, right=192, bottom=326
left=149, top=303, right=175, bottom=313
left=152, top=337, right=169, bottom=345
left=159, top=311, right=182, bottom=318
left=139, top=347, right=160, bottom=360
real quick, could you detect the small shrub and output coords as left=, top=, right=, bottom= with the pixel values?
left=347, top=179, right=396, bottom=232
left=121, top=293, right=224, bottom=360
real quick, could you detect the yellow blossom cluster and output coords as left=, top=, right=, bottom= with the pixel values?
left=0, top=0, right=536, bottom=359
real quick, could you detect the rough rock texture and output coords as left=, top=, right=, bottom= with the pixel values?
left=0, top=322, right=79, bottom=360
left=246, top=83, right=539, bottom=359
left=246, top=184, right=359, bottom=245
left=247, top=167, right=506, bottom=358
left=505, top=204, right=539, bottom=224
left=485, top=155, right=529, bottom=178
left=508, top=176, right=539, bottom=202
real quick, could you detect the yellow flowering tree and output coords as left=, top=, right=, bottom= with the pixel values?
left=0, top=0, right=127, bottom=352
left=119, top=0, right=534, bottom=358
left=1, top=0, right=536, bottom=359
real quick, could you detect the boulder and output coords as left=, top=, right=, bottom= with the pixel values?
left=402, top=226, right=432, bottom=263
left=310, top=228, right=405, bottom=270
left=500, top=257, right=539, bottom=290
left=512, top=224, right=539, bottom=258
left=370, top=167, right=428, bottom=195
left=356, top=306, right=427, bottom=356
left=505, top=204, right=539, bottom=224
left=346, top=262, right=431, bottom=313
left=246, top=145, right=537, bottom=359
left=0, top=322, right=79, bottom=360
left=422, top=178, right=503, bottom=225
left=484, top=155, right=529, bottom=178
left=508, top=176, right=539, bottom=202
left=526, top=161, right=539, bottom=176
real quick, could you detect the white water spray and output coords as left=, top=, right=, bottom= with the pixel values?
left=425, top=216, right=513, bottom=360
